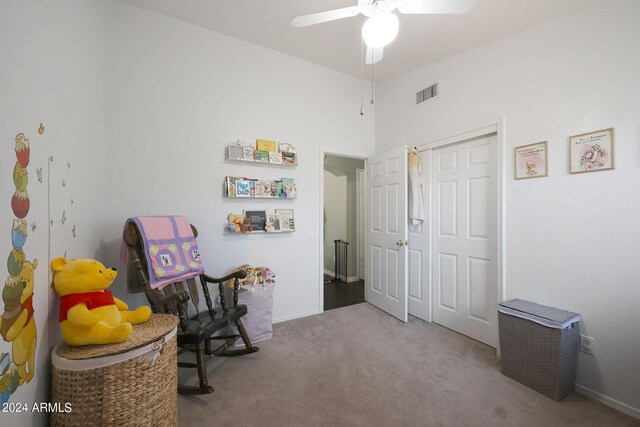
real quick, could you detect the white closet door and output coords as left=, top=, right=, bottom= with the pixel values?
left=432, top=135, right=498, bottom=347
left=408, top=150, right=431, bottom=321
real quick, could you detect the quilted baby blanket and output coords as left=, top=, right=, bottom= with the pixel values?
left=122, top=216, right=204, bottom=289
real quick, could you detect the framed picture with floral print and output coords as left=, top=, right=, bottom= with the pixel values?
left=569, top=128, right=614, bottom=174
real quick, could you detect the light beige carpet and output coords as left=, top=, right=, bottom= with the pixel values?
left=178, top=303, right=639, bottom=426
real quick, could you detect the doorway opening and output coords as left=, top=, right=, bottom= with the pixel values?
left=323, top=154, right=365, bottom=311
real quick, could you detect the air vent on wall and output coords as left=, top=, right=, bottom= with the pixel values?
left=416, top=82, right=440, bottom=105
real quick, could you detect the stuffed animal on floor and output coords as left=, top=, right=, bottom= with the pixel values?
left=51, top=257, right=151, bottom=346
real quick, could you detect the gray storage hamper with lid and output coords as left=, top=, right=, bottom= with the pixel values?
left=498, top=299, right=581, bottom=401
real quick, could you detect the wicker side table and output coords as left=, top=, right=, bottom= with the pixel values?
left=51, top=314, right=179, bottom=426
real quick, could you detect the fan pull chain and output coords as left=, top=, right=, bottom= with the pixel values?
left=370, top=52, right=375, bottom=105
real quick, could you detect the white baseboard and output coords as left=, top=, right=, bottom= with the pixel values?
left=323, top=269, right=334, bottom=277
left=575, top=384, right=640, bottom=420
left=272, top=309, right=320, bottom=324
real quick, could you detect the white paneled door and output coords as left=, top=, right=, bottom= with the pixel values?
left=432, top=135, right=498, bottom=347
left=407, top=150, right=431, bottom=322
left=366, top=147, right=409, bottom=322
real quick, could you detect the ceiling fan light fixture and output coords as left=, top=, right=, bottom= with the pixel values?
left=361, top=12, right=399, bottom=48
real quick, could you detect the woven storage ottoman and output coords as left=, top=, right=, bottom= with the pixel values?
left=498, top=299, right=581, bottom=401
left=51, top=314, right=179, bottom=426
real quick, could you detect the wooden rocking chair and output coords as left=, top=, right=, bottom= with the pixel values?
left=123, top=221, right=259, bottom=395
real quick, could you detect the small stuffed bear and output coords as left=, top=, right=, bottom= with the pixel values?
left=51, top=257, right=151, bottom=346
left=242, top=216, right=253, bottom=232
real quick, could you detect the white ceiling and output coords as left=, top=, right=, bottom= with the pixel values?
left=118, top=0, right=602, bottom=81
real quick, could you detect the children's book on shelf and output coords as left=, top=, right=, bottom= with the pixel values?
left=254, top=180, right=273, bottom=198
left=274, top=181, right=284, bottom=198
left=276, top=209, right=295, bottom=231
left=265, top=212, right=280, bottom=232
left=269, top=152, right=283, bottom=164
left=254, top=150, right=269, bottom=163
left=239, top=140, right=255, bottom=160
left=225, top=176, right=241, bottom=197
left=256, top=139, right=277, bottom=153
left=229, top=143, right=244, bottom=160
left=282, top=152, right=297, bottom=165
left=279, top=142, right=296, bottom=153
left=244, top=210, right=267, bottom=231
left=235, top=179, right=251, bottom=197
left=281, top=178, right=296, bottom=199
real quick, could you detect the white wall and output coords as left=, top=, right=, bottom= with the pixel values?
left=323, top=171, right=347, bottom=273
left=0, top=0, right=110, bottom=424
left=102, top=1, right=375, bottom=322
left=375, top=0, right=640, bottom=416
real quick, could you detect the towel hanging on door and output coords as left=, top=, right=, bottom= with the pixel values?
left=408, top=147, right=425, bottom=225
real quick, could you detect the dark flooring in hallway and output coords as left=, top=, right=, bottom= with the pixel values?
left=323, top=274, right=365, bottom=311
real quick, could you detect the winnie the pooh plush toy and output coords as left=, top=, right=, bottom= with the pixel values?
left=51, top=257, right=151, bottom=346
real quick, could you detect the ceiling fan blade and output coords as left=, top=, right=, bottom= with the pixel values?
left=291, top=6, right=361, bottom=28
left=398, top=0, right=476, bottom=14
left=365, top=46, right=384, bottom=65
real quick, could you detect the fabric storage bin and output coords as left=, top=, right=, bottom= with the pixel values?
left=230, top=282, right=275, bottom=347
left=498, top=299, right=581, bottom=401
left=51, top=314, right=178, bottom=426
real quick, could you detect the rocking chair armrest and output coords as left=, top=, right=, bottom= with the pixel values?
left=201, top=270, right=247, bottom=284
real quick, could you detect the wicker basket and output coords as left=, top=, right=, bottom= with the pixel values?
left=498, top=299, right=581, bottom=401
left=51, top=314, right=179, bottom=426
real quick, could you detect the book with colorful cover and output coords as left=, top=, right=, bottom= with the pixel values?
left=254, top=150, right=269, bottom=163
left=281, top=178, right=296, bottom=199
left=256, top=139, right=277, bottom=153
left=274, top=181, right=284, bottom=198
left=235, top=180, right=251, bottom=197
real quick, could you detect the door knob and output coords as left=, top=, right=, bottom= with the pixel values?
left=396, top=240, right=407, bottom=246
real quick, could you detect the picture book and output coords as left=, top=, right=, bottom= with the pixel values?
left=276, top=209, right=294, bottom=231
left=265, top=212, right=280, bottom=232
left=254, top=150, right=270, bottom=163
left=279, top=142, right=296, bottom=153
left=228, top=143, right=244, bottom=160
left=256, top=139, right=277, bottom=153
left=282, top=151, right=297, bottom=165
left=239, top=140, right=255, bottom=160
left=269, top=152, right=283, bottom=164
left=225, top=176, right=240, bottom=197
left=244, top=210, right=267, bottom=231
left=281, top=178, right=296, bottom=199
left=274, top=181, right=284, bottom=198
left=235, top=180, right=251, bottom=197
left=254, top=180, right=272, bottom=198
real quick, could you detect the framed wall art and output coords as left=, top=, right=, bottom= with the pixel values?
left=515, top=141, right=548, bottom=179
left=569, top=128, right=614, bottom=174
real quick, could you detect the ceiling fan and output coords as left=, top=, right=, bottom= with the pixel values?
left=291, top=0, right=476, bottom=64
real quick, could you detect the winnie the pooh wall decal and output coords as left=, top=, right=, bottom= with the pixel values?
left=0, top=132, right=38, bottom=405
